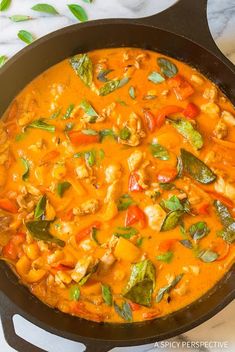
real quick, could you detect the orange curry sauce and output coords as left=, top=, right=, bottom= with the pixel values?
left=0, top=48, right=234, bottom=323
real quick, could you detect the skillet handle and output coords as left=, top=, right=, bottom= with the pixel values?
left=140, top=0, right=234, bottom=71
left=0, top=293, right=46, bottom=352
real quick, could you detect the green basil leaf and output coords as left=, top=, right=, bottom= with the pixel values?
left=119, top=127, right=131, bottom=140
left=79, top=263, right=98, bottom=286
left=99, top=128, right=115, bottom=141
left=219, top=225, right=235, bottom=244
left=84, top=150, right=96, bottom=166
left=50, top=109, right=61, bottom=119
left=81, top=129, right=98, bottom=136
left=119, top=77, right=130, bottom=87
left=180, top=239, right=193, bottom=249
left=161, top=210, right=183, bottom=232
left=26, top=220, right=65, bottom=247
left=27, top=119, right=55, bottom=132
left=189, top=221, right=210, bottom=241
left=156, top=273, right=183, bottom=303
left=97, top=69, right=113, bottom=82
left=0, top=55, right=7, bottom=68
left=101, top=284, right=112, bottom=306
left=214, top=200, right=235, bottom=244
left=34, top=195, right=47, bottom=219
left=123, top=259, right=156, bottom=307
left=136, top=237, right=143, bottom=247
left=156, top=251, right=173, bottom=263
left=180, top=149, right=217, bottom=184
left=10, top=15, right=31, bottom=22
left=0, top=0, right=11, bottom=11
left=117, top=194, right=134, bottom=211
left=148, top=71, right=165, bottom=84
left=198, top=249, right=218, bottom=263
left=129, top=86, right=136, bottom=99
left=80, top=99, right=98, bottom=122
left=68, top=4, right=88, bottom=22
left=69, top=285, right=80, bottom=301
left=31, top=4, right=58, bottom=15
left=162, top=195, right=183, bottom=212
left=18, top=30, right=34, bottom=44
left=70, top=53, right=93, bottom=87
left=113, top=227, right=138, bottom=239
left=99, top=77, right=129, bottom=96
left=64, top=122, right=74, bottom=132
left=91, top=227, right=100, bottom=245
left=114, top=301, right=132, bottom=322
left=150, top=143, right=170, bottom=161
left=116, top=99, right=127, bottom=107
left=20, top=157, right=30, bottom=181
left=169, top=118, right=203, bottom=150
left=159, top=183, right=176, bottom=190
left=57, top=181, right=71, bottom=198
left=157, top=57, right=178, bottom=78
left=62, top=104, right=74, bottom=119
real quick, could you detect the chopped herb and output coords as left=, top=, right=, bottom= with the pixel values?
left=98, top=149, right=105, bottom=160
left=180, top=239, right=193, bottom=249
left=159, top=183, right=176, bottom=190
left=169, top=118, right=203, bottom=150
left=214, top=200, right=235, bottom=243
left=198, top=249, right=218, bottom=263
left=189, top=221, right=210, bottom=241
left=0, top=55, right=7, bottom=68
left=31, top=4, right=58, bottom=15
left=26, top=220, right=65, bottom=247
left=161, top=210, right=183, bottom=232
left=91, top=227, right=100, bottom=245
left=143, top=95, right=157, bottom=100
left=69, top=285, right=80, bottom=301
left=116, top=99, right=127, bottom=106
left=15, top=133, right=26, bottom=142
left=150, top=191, right=161, bottom=201
left=119, top=127, right=131, bottom=140
left=34, top=195, right=47, bottom=219
left=162, top=195, right=183, bottom=212
left=80, top=99, right=98, bottom=122
left=84, top=150, right=96, bottom=166
left=99, top=129, right=115, bottom=141
left=114, top=301, right=132, bottom=322
left=148, top=71, right=165, bottom=84
left=17, top=30, right=34, bottom=44
left=113, top=227, right=138, bottom=239
left=81, top=129, right=98, bottom=135
left=10, top=15, right=31, bottom=22
left=101, top=284, right=112, bottom=306
left=156, top=251, right=173, bottom=263
left=62, top=104, right=74, bottom=119
left=180, top=149, right=217, bottom=184
left=50, top=109, right=61, bottom=119
left=70, top=53, right=93, bottom=87
left=27, top=119, right=55, bottom=132
left=67, top=4, right=88, bottom=22
left=156, top=274, right=183, bottom=303
left=129, top=86, right=136, bottom=99
left=157, top=57, right=178, bottom=78
left=150, top=143, right=170, bottom=161
left=57, top=181, right=71, bottom=197
left=64, top=122, right=74, bottom=132
left=117, top=194, right=134, bottom=211
left=99, top=77, right=129, bottom=96
left=20, top=157, right=30, bottom=181
left=136, top=237, right=143, bottom=247
left=97, top=69, right=113, bottom=82
left=0, top=0, right=11, bottom=11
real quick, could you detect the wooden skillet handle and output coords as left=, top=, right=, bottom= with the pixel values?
left=140, top=0, right=234, bottom=72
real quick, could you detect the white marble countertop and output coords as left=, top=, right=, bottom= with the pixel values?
left=0, top=1, right=234, bottom=351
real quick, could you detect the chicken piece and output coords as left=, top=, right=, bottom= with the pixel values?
left=119, top=112, right=146, bottom=147
left=105, top=180, right=121, bottom=202
left=73, top=199, right=99, bottom=216
left=52, top=162, right=67, bottom=180
left=213, top=120, right=228, bottom=139
left=76, top=164, right=90, bottom=179
left=98, top=102, right=116, bottom=122
left=136, top=161, right=150, bottom=189
left=105, top=164, right=122, bottom=184
left=214, top=177, right=235, bottom=201
left=222, top=110, right=235, bottom=126
left=201, top=102, right=220, bottom=116
left=98, top=250, right=116, bottom=273
left=71, top=256, right=97, bottom=283
left=191, top=74, right=204, bottom=85
left=144, top=204, right=166, bottom=231
left=128, top=150, right=144, bottom=172
left=203, top=86, right=218, bottom=101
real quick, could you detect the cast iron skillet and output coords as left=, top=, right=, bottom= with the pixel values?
left=0, top=0, right=234, bottom=351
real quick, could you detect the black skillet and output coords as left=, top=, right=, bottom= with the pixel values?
left=0, top=0, right=234, bottom=351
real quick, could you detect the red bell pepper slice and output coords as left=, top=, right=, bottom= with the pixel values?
left=0, top=198, right=18, bottom=213
left=157, top=167, right=178, bottom=183
left=155, top=105, right=183, bottom=128
left=125, top=205, right=146, bottom=228
left=143, top=109, right=157, bottom=132
left=210, top=238, right=230, bottom=261
left=183, top=102, right=200, bottom=119
left=76, top=221, right=101, bottom=243
left=69, top=131, right=100, bottom=145
left=206, top=190, right=234, bottom=209
left=196, top=203, right=210, bottom=215
left=128, top=172, right=144, bottom=192
left=168, top=75, right=194, bottom=100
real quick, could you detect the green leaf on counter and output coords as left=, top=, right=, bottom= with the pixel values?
left=68, top=4, right=88, bottom=22
left=101, top=284, right=113, bottom=306
left=26, top=220, right=65, bottom=247
left=169, top=118, right=203, bottom=150
left=156, top=251, right=173, bottom=263
left=150, top=143, right=170, bottom=161
left=148, top=71, right=165, bottom=84
left=27, top=119, right=55, bottom=132
left=10, top=15, right=31, bottom=22
left=189, top=221, right=210, bottom=241
left=97, top=69, right=113, bottom=82
left=32, top=3, right=58, bottom=14
left=0, top=55, right=7, bottom=68
left=70, top=53, right=93, bottom=87
left=117, top=194, right=134, bottom=211
left=62, top=104, right=74, bottom=119
left=113, top=227, right=138, bottom=239
left=34, top=195, right=46, bottom=219
left=156, top=273, right=183, bottom=303
left=123, top=259, right=156, bottom=307
left=69, top=285, right=80, bottom=301
left=198, top=249, right=218, bottom=263
left=80, top=99, right=98, bottom=122
left=157, top=57, right=178, bottom=78
left=17, top=30, right=34, bottom=44
left=20, top=157, right=30, bottom=181
left=180, top=149, right=217, bottom=184
left=114, top=301, right=132, bottom=322
left=57, top=181, right=71, bottom=198
left=0, top=0, right=11, bottom=11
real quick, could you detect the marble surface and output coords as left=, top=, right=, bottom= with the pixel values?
left=0, top=0, right=234, bottom=351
